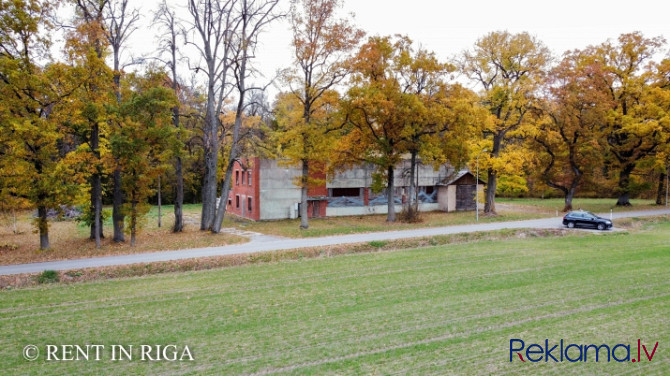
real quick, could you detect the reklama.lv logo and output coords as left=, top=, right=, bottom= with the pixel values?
left=509, top=339, right=659, bottom=363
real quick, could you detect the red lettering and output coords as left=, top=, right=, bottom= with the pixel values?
left=642, top=342, right=658, bottom=361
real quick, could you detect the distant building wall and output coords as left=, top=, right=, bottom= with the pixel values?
left=226, top=158, right=260, bottom=221
left=258, top=159, right=302, bottom=220
left=447, top=185, right=457, bottom=212
left=326, top=203, right=440, bottom=217
left=327, top=163, right=452, bottom=189
left=228, top=158, right=480, bottom=220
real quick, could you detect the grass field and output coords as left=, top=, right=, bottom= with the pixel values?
left=497, top=197, right=659, bottom=214
left=1, top=220, right=668, bottom=375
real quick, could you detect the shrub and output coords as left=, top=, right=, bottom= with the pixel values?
left=398, top=206, right=422, bottom=223
left=37, top=270, right=60, bottom=284
left=368, top=240, right=387, bottom=248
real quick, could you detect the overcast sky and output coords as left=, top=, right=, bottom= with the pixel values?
left=73, top=0, right=670, bottom=99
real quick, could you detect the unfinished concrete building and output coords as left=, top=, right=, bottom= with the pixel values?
left=226, top=158, right=485, bottom=221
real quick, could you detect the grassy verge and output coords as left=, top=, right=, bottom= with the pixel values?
left=233, top=209, right=541, bottom=238
left=220, top=198, right=664, bottom=238
left=1, top=219, right=668, bottom=375
left=497, top=197, right=659, bottom=214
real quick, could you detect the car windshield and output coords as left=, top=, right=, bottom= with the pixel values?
left=570, top=211, right=598, bottom=219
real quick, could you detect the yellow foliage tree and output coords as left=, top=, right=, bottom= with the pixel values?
left=0, top=0, right=86, bottom=249
left=461, top=31, right=550, bottom=214
left=279, top=0, right=364, bottom=229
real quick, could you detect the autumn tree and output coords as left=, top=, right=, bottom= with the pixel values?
left=392, top=46, right=480, bottom=219
left=337, top=36, right=420, bottom=222
left=112, top=71, right=177, bottom=246
left=278, top=0, right=363, bottom=229
left=154, top=0, right=186, bottom=232
left=588, top=32, right=667, bottom=206
left=0, top=0, right=84, bottom=249
left=461, top=31, right=550, bottom=214
left=105, top=0, right=139, bottom=242
left=211, top=0, right=281, bottom=233
left=532, top=51, right=612, bottom=211
left=70, top=0, right=110, bottom=247
left=185, top=0, right=239, bottom=231
left=652, top=58, right=670, bottom=205
left=273, top=89, right=341, bottom=212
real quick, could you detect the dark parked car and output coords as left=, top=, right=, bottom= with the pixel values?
left=562, top=211, right=613, bottom=230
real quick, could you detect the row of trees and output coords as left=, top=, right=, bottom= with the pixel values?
left=0, top=0, right=278, bottom=249
left=2, top=0, right=669, bottom=248
left=278, top=1, right=670, bottom=228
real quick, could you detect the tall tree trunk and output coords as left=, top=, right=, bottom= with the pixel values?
left=484, top=134, right=502, bottom=215
left=212, top=10, right=252, bottom=234
left=157, top=175, right=162, bottom=228
left=89, top=118, right=103, bottom=246
left=407, top=150, right=418, bottom=215
left=37, top=205, right=49, bottom=250
left=484, top=168, right=497, bottom=214
left=130, top=201, right=137, bottom=247
left=387, top=165, right=396, bottom=222
left=616, top=163, right=635, bottom=206
left=112, top=51, right=125, bottom=242
left=213, top=156, right=236, bottom=232
left=172, top=97, right=184, bottom=231
left=12, top=208, right=17, bottom=234
left=562, top=169, right=582, bottom=212
left=656, top=172, right=666, bottom=205
left=112, top=168, right=125, bottom=242
left=564, top=187, right=576, bottom=212
left=174, top=155, right=184, bottom=232
left=212, top=98, right=243, bottom=232
left=200, top=99, right=219, bottom=231
left=300, top=159, right=309, bottom=229
left=90, top=173, right=103, bottom=246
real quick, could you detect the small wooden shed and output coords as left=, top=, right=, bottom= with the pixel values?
left=437, top=170, right=486, bottom=212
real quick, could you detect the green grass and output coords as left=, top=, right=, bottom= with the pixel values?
left=224, top=198, right=663, bottom=238
left=1, top=221, right=669, bottom=375
left=70, top=199, right=661, bottom=239
left=498, top=197, right=659, bottom=214
left=234, top=210, right=540, bottom=238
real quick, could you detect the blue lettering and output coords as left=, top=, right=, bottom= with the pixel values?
left=565, top=344, right=583, bottom=362
left=545, top=339, right=559, bottom=362
left=526, top=344, right=543, bottom=362
left=612, top=344, right=630, bottom=362
left=584, top=344, right=611, bottom=362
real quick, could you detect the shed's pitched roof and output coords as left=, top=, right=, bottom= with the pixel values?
left=438, top=170, right=486, bottom=186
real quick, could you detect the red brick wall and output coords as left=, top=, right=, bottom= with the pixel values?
left=306, top=161, right=327, bottom=218
left=307, top=161, right=328, bottom=197
left=226, top=158, right=260, bottom=221
left=307, top=199, right=327, bottom=218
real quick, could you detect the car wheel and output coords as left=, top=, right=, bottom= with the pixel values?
left=597, top=223, right=605, bottom=231
left=567, top=221, right=575, bottom=229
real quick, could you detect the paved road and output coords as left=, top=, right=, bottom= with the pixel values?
left=2, top=209, right=669, bottom=276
